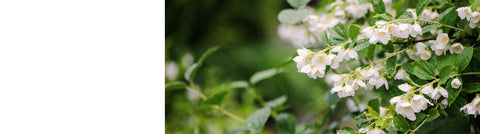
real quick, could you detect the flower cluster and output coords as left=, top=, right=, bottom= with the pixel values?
left=278, top=25, right=317, bottom=47
left=303, top=14, right=345, bottom=41
left=429, top=33, right=464, bottom=56
left=390, top=83, right=432, bottom=121
left=419, top=8, right=439, bottom=21
left=461, top=95, right=480, bottom=117
left=361, top=20, right=422, bottom=45
left=457, top=7, right=480, bottom=28
left=327, top=65, right=389, bottom=98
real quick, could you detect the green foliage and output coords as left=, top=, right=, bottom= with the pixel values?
left=229, top=81, right=250, bottom=89
left=373, top=0, right=386, bottom=15
left=349, top=25, right=361, bottom=42
left=426, top=108, right=439, bottom=122
left=367, top=45, right=376, bottom=61
left=320, top=31, right=329, bottom=45
left=413, top=60, right=435, bottom=80
left=439, top=7, right=459, bottom=32
left=266, top=95, right=288, bottom=109
left=471, top=0, right=480, bottom=11
left=393, top=114, right=410, bottom=132
left=438, top=65, right=458, bottom=85
left=330, top=23, right=349, bottom=45
left=416, top=0, right=431, bottom=16
left=386, top=55, right=397, bottom=76
left=287, top=0, right=310, bottom=8
left=410, top=113, right=426, bottom=128
left=463, top=83, right=480, bottom=93
left=368, top=98, right=380, bottom=114
left=165, top=81, right=187, bottom=90
left=250, top=68, right=283, bottom=85
left=245, top=107, right=271, bottom=133
left=278, top=8, right=308, bottom=25
left=337, top=127, right=355, bottom=134
left=446, top=78, right=463, bottom=106
left=185, top=46, right=220, bottom=82
left=203, top=91, right=229, bottom=105
left=276, top=113, right=297, bottom=134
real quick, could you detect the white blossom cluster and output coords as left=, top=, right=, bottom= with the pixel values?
left=327, top=65, right=389, bottom=98
left=429, top=33, right=464, bottom=56
left=278, top=25, right=317, bottom=47
left=457, top=7, right=480, bottom=28
left=389, top=83, right=433, bottom=121
left=303, top=14, right=345, bottom=41
left=358, top=127, right=386, bottom=134
left=461, top=95, right=480, bottom=117
left=361, top=20, right=422, bottom=45
left=419, top=8, right=439, bottom=21
left=331, top=0, right=373, bottom=19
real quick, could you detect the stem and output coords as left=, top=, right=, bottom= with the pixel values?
left=247, top=87, right=266, bottom=106
left=390, top=37, right=457, bottom=44
left=395, top=19, right=469, bottom=35
left=318, top=37, right=368, bottom=54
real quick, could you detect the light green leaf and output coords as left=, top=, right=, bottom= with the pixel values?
left=337, top=127, right=355, bottom=134
left=278, top=8, right=309, bottom=25
left=184, top=63, right=199, bottom=82
left=426, top=108, right=439, bottom=122
left=245, top=107, right=272, bottom=133
left=463, top=83, right=480, bottom=93
left=446, top=78, right=462, bottom=106
left=373, top=0, right=386, bottom=15
left=413, top=60, right=435, bottom=80
left=320, top=31, right=329, bottom=45
left=422, top=24, right=441, bottom=34
left=229, top=81, right=250, bottom=89
left=287, top=0, right=311, bottom=8
left=348, top=24, right=360, bottom=42
left=165, top=81, right=187, bottom=90
left=386, top=55, right=397, bottom=76
left=438, top=65, right=458, bottom=85
left=416, top=0, right=431, bottom=16
left=472, top=0, right=480, bottom=11
left=226, top=126, right=250, bottom=134
left=329, top=23, right=348, bottom=45
left=203, top=91, right=229, bottom=105
left=275, top=113, right=296, bottom=134
left=394, top=114, right=410, bottom=132
left=410, top=113, right=426, bottom=128
left=266, top=95, right=288, bottom=109
left=367, top=45, right=376, bottom=61
left=397, top=10, right=413, bottom=19
left=198, top=46, right=220, bottom=65
left=250, top=68, right=283, bottom=85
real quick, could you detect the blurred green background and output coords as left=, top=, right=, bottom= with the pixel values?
left=165, top=0, right=348, bottom=133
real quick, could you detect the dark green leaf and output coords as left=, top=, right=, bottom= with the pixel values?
left=373, top=0, right=386, bottom=15
left=403, top=62, right=415, bottom=75
left=438, top=65, right=458, bottom=85
left=349, top=25, right=361, bottom=42
left=394, top=114, right=410, bottom=132
left=373, top=13, right=393, bottom=22
left=329, top=23, right=349, bottom=45
left=416, top=0, right=431, bottom=16
left=439, top=7, right=459, bottom=32
left=203, top=91, right=229, bottom=105
left=337, top=127, right=355, bottom=134
left=413, top=60, right=435, bottom=80
left=446, top=78, right=462, bottom=106
left=416, top=117, right=470, bottom=134
left=368, top=98, right=380, bottom=114
left=426, top=108, right=439, bottom=122
left=266, top=95, right=288, bottom=109
left=382, top=41, right=394, bottom=53
left=463, top=83, right=480, bottom=93
left=184, top=63, right=199, bottom=82
left=386, top=55, right=397, bottom=76
left=165, top=81, right=187, bottom=90
left=355, top=113, right=372, bottom=128
left=325, top=91, right=340, bottom=110
left=287, top=0, right=310, bottom=8
left=410, top=113, right=426, bottom=128
left=229, top=81, right=249, bottom=89
left=250, top=68, right=283, bottom=85
left=422, top=24, right=441, bottom=34
left=320, top=31, right=329, bottom=45
left=275, top=113, right=296, bottom=134
left=198, top=46, right=220, bottom=65
left=455, top=47, right=474, bottom=71
left=445, top=95, right=468, bottom=116
left=278, top=8, right=309, bottom=25
left=245, top=107, right=271, bottom=133
left=367, top=45, right=376, bottom=61
left=397, top=10, right=413, bottom=19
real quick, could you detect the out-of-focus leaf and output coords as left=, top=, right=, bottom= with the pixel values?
left=416, top=0, right=431, bottom=16
left=320, top=31, right=329, bottom=45
left=266, top=95, right=288, bottom=109
left=373, top=0, right=386, bottom=15
left=278, top=8, right=308, bottom=25
left=463, top=83, right=480, bottom=93
left=198, top=46, right=220, bottom=65
left=165, top=81, right=187, bottom=90
left=394, top=114, right=410, bottom=132
left=287, top=0, right=310, bottom=8
left=250, top=68, right=283, bottom=85
left=229, top=81, right=249, bottom=89
left=225, top=126, right=250, bottom=134
left=410, top=113, right=426, bottom=128
left=245, top=107, right=271, bottom=133
left=203, top=91, right=229, bottom=105
left=275, top=113, right=296, bottom=134
left=329, top=23, right=349, bottom=45
left=185, top=63, right=199, bottom=82
left=337, top=127, right=355, bottom=134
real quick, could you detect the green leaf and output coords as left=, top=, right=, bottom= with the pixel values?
left=368, top=98, right=380, bottom=114
left=416, top=0, right=431, bottom=16
left=275, top=113, right=296, bottom=134
left=203, top=91, right=229, bottom=105
left=413, top=60, right=435, bottom=80
left=463, top=83, right=480, bottom=93
left=278, top=8, right=309, bottom=25
left=226, top=126, right=250, bottom=134
left=320, top=31, right=329, bottom=45
left=355, top=113, right=372, bottom=128
left=198, top=46, right=220, bottom=65
left=348, top=25, right=361, bottom=42
left=397, top=10, right=413, bottom=19
left=455, top=47, right=474, bottom=71
left=472, top=0, right=480, bottom=11
left=373, top=0, right=386, bottom=15
left=373, top=13, right=393, bottom=22
left=403, top=62, right=415, bottom=75
left=329, top=23, right=349, bottom=45
left=382, top=41, right=394, bottom=53
left=229, top=81, right=249, bottom=89
left=325, top=91, right=340, bottom=110
left=337, top=127, right=355, bottom=134
left=245, top=107, right=271, bottom=133
left=367, top=45, right=376, bottom=61
left=439, top=7, right=459, bottom=32
left=422, top=24, right=441, bottom=34
left=184, top=63, right=199, bottom=82
left=287, top=0, right=310, bottom=8
left=446, top=78, right=462, bottom=106
left=266, top=95, right=288, bottom=109
left=165, top=81, right=187, bottom=90
left=426, top=108, right=439, bottom=122
left=438, top=65, right=458, bottom=85
left=394, top=114, right=410, bottom=132
left=445, top=95, right=468, bottom=116
left=410, top=113, right=426, bottom=128
left=249, top=68, right=283, bottom=85
left=386, top=55, right=397, bottom=76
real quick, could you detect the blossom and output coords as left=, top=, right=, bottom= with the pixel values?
left=293, top=48, right=312, bottom=70
left=344, top=48, right=359, bottom=60
left=423, top=86, right=448, bottom=100
left=311, top=53, right=332, bottom=67
left=415, top=42, right=431, bottom=60
left=409, top=23, right=422, bottom=37
left=166, top=61, right=179, bottom=81
left=396, top=101, right=417, bottom=121
left=460, top=96, right=480, bottom=117
left=394, top=69, right=409, bottom=80
left=451, top=78, right=462, bottom=89
left=457, top=7, right=472, bottom=20
left=331, top=84, right=355, bottom=98
left=436, top=33, right=449, bottom=46
left=440, top=99, right=448, bottom=109
left=411, top=95, right=432, bottom=112
left=471, top=11, right=480, bottom=23
left=450, top=43, right=464, bottom=54
left=396, top=24, right=411, bottom=38
left=398, top=83, right=413, bottom=92
left=278, top=25, right=317, bottom=47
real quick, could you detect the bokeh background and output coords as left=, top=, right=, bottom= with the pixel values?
left=165, top=0, right=351, bottom=133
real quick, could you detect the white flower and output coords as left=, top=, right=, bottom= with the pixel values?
left=421, top=85, right=434, bottom=95
left=411, top=95, right=432, bottom=112
left=436, top=33, right=450, bottom=46
left=293, top=48, right=312, bottom=70
left=407, top=9, right=418, bottom=19
left=352, top=79, right=367, bottom=89
left=390, top=96, right=401, bottom=104
left=425, top=86, right=448, bottom=100
left=344, top=48, right=359, bottom=60
left=451, top=78, right=462, bottom=89
left=278, top=25, right=317, bottom=47
left=331, top=84, right=355, bottom=98
left=460, top=96, right=480, bottom=117
left=376, top=28, right=391, bottom=45
left=311, top=53, right=332, bottom=67
left=415, top=42, right=431, bottom=60
left=397, top=101, right=417, bottom=121
left=396, top=24, right=411, bottom=38
left=471, top=11, right=480, bottom=23
left=366, top=128, right=386, bottom=134
left=409, top=23, right=422, bottom=37
left=440, top=99, right=448, bottom=109
left=419, top=50, right=431, bottom=60
left=308, top=66, right=327, bottom=79
left=457, top=7, right=473, bottom=20
left=387, top=24, right=398, bottom=35
left=395, top=69, right=409, bottom=80
left=166, top=61, right=179, bottom=81
left=398, top=83, right=413, bottom=92
left=329, top=54, right=342, bottom=69
left=450, top=43, right=464, bottom=54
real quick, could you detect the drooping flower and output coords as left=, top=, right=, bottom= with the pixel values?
left=457, top=7, right=473, bottom=20
left=423, top=86, right=448, bottom=100
left=331, top=84, right=355, bottom=98
left=394, top=69, right=409, bottom=80
left=396, top=101, right=417, bottom=121
left=449, top=43, right=464, bottom=54
left=409, top=23, right=422, bottom=37
left=460, top=96, right=480, bottom=117
left=396, top=24, right=411, bottom=38
left=451, top=78, right=462, bottom=89
left=293, top=48, right=313, bottom=70
left=411, top=95, right=432, bottom=112
left=398, top=83, right=413, bottom=92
